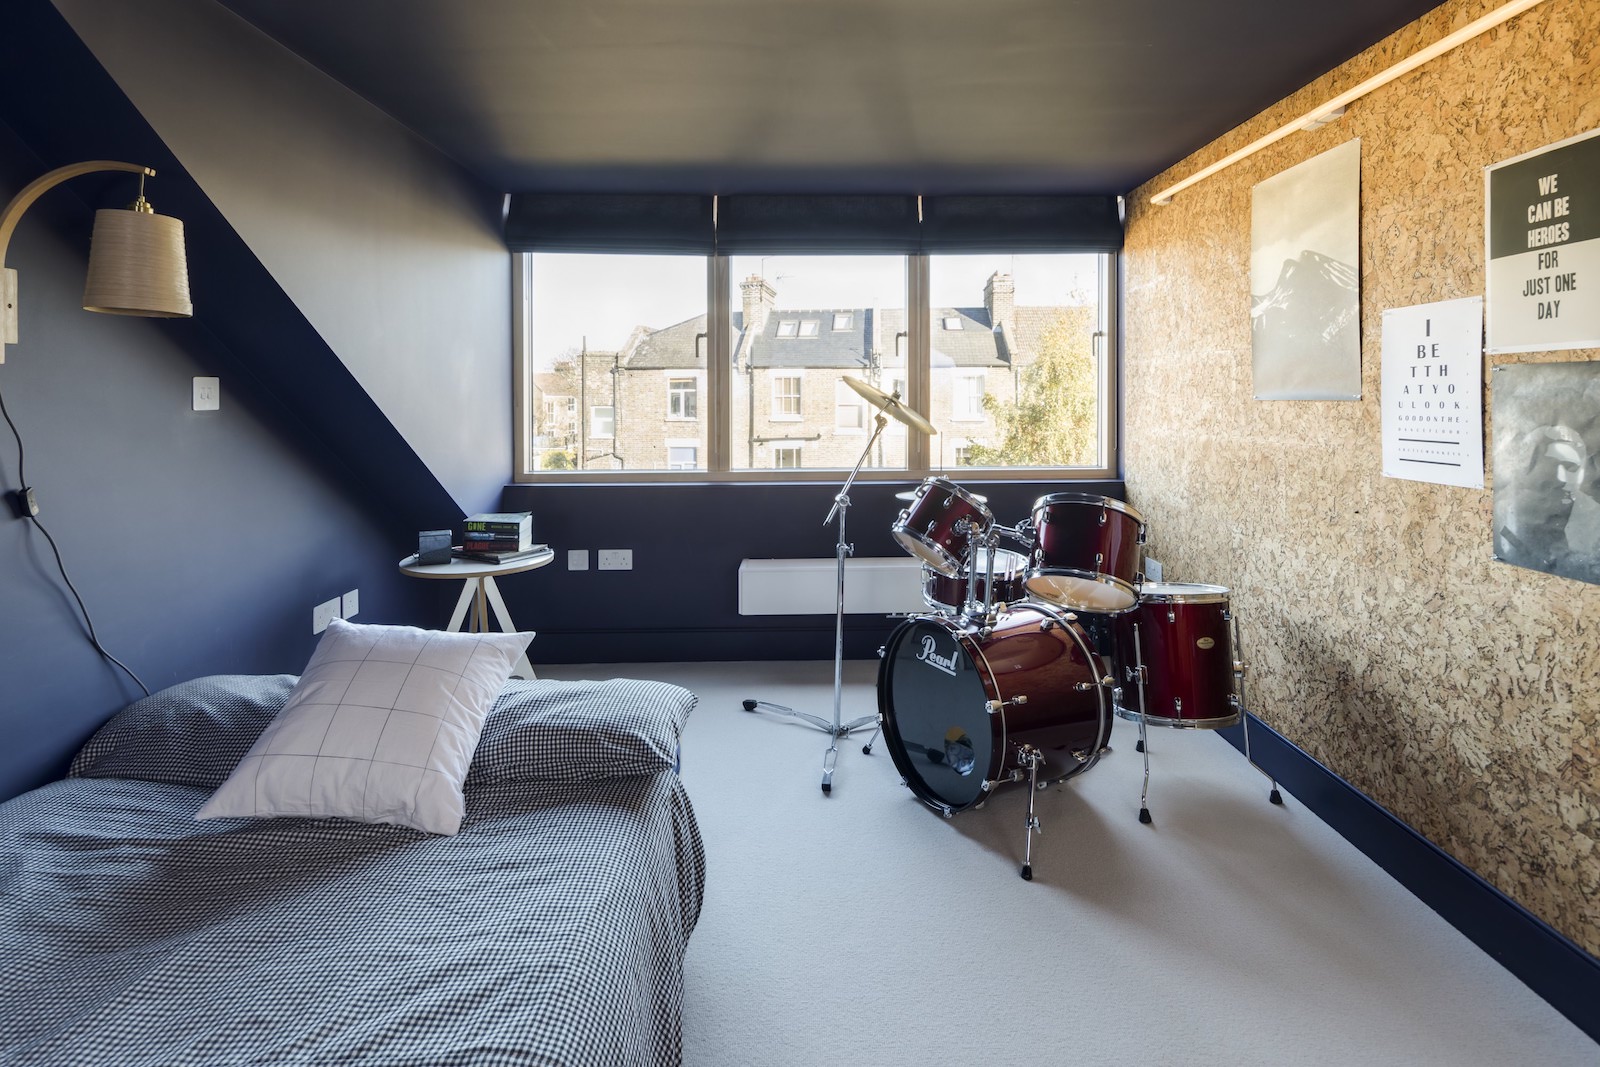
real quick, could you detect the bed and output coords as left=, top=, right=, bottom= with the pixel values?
left=0, top=671, right=705, bottom=1067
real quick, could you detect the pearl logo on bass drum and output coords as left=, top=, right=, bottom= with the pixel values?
left=916, top=635, right=959, bottom=677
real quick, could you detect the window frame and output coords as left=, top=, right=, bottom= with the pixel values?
left=513, top=251, right=1120, bottom=483
left=771, top=372, right=803, bottom=421
left=667, top=375, right=699, bottom=421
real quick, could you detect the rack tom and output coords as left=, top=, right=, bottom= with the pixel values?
left=1024, top=493, right=1146, bottom=612
left=921, top=548, right=1028, bottom=615
left=892, top=477, right=994, bottom=577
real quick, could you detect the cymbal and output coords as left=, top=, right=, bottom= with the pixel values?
left=842, top=375, right=938, bottom=436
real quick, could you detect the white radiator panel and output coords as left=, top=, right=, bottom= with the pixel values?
left=738, top=557, right=925, bottom=615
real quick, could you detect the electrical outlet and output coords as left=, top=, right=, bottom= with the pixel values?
left=567, top=549, right=589, bottom=571
left=313, top=596, right=341, bottom=634
left=192, top=376, right=219, bottom=411
left=341, top=588, right=359, bottom=619
left=598, top=549, right=632, bottom=571
left=1144, top=557, right=1163, bottom=582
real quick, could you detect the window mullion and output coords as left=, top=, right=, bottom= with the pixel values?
left=907, top=253, right=931, bottom=473
left=709, top=255, right=731, bottom=472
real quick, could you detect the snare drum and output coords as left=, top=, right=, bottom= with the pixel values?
left=891, top=477, right=994, bottom=577
left=1023, top=493, right=1146, bottom=612
left=876, top=604, right=1111, bottom=815
left=1110, top=583, right=1241, bottom=730
left=921, top=549, right=1028, bottom=615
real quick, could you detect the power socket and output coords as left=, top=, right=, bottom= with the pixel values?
left=341, top=588, right=359, bottom=619
left=597, top=549, right=632, bottom=571
left=312, top=596, right=341, bottom=635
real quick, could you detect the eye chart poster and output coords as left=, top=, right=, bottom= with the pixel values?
left=1486, top=127, right=1600, bottom=353
left=1381, top=296, right=1484, bottom=488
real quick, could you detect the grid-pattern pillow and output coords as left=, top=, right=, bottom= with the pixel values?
left=468, top=678, right=697, bottom=786
left=197, top=619, right=535, bottom=835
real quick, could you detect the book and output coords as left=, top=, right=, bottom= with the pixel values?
left=464, top=512, right=532, bottom=537
left=453, top=544, right=549, bottom=565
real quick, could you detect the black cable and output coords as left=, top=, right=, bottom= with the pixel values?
left=0, top=379, right=150, bottom=698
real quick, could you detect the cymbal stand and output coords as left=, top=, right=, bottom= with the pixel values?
left=743, top=412, right=889, bottom=795
left=1232, top=613, right=1283, bottom=805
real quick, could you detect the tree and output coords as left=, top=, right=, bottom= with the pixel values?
left=965, top=307, right=1097, bottom=467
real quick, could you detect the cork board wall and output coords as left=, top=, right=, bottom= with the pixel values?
left=1123, top=0, right=1600, bottom=955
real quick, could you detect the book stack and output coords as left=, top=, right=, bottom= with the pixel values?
left=455, top=512, right=546, bottom=564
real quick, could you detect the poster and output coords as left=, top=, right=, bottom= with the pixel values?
left=1485, top=127, right=1600, bottom=353
left=1250, top=138, right=1362, bottom=400
left=1490, top=361, right=1600, bottom=585
left=1381, top=297, right=1484, bottom=488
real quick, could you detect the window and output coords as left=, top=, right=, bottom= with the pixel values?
left=520, top=252, right=706, bottom=472
left=772, top=374, right=802, bottom=419
left=835, top=380, right=866, bottom=432
left=668, top=377, right=698, bottom=419
left=517, top=245, right=1115, bottom=480
left=954, top=372, right=986, bottom=421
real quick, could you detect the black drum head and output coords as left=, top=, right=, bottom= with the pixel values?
left=879, top=617, right=994, bottom=812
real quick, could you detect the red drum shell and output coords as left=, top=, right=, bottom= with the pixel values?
left=1110, top=583, right=1241, bottom=729
left=1024, top=493, right=1146, bottom=612
left=921, top=549, right=1029, bottom=614
left=877, top=604, right=1111, bottom=814
left=891, top=477, right=994, bottom=577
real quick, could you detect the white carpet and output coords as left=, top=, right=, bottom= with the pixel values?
left=540, top=659, right=1596, bottom=1067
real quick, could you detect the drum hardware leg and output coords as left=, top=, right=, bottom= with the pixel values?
left=1132, top=623, right=1154, bottom=825
left=1020, top=746, right=1044, bottom=880
left=862, top=720, right=881, bottom=756
left=1231, top=616, right=1283, bottom=805
left=748, top=414, right=889, bottom=795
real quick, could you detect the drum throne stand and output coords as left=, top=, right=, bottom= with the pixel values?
left=743, top=409, right=895, bottom=795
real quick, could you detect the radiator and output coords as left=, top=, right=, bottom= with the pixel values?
left=738, top=557, right=925, bottom=615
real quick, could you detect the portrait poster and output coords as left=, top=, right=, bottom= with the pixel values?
left=1485, top=127, right=1600, bottom=353
left=1490, top=361, right=1600, bottom=584
left=1381, top=296, right=1484, bottom=488
left=1250, top=138, right=1362, bottom=400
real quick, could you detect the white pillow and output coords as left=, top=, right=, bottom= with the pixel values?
left=197, top=619, right=535, bottom=835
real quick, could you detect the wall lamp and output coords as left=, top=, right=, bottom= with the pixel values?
left=0, top=160, right=192, bottom=364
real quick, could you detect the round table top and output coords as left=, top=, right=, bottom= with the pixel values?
left=398, top=547, right=555, bottom=579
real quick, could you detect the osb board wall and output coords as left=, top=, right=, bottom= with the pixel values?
left=1123, top=0, right=1600, bottom=955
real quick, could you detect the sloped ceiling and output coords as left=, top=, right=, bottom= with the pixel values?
left=215, top=0, right=1446, bottom=195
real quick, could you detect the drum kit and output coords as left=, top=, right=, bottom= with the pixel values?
left=874, top=480, right=1284, bottom=881
left=741, top=375, right=1280, bottom=880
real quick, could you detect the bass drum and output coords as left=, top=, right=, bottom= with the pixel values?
left=877, top=604, right=1111, bottom=815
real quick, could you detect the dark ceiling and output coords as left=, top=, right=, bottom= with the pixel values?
left=216, top=0, right=1444, bottom=196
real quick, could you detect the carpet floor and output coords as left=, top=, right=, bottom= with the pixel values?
left=541, top=659, right=1596, bottom=1067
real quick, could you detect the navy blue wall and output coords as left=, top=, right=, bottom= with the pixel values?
left=497, top=479, right=1124, bottom=662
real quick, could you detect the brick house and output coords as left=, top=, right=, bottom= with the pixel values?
left=564, top=272, right=1082, bottom=471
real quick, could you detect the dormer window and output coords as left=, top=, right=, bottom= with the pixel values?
left=832, top=312, right=852, bottom=330
left=943, top=315, right=963, bottom=330
left=798, top=320, right=820, bottom=338
left=776, top=320, right=799, bottom=337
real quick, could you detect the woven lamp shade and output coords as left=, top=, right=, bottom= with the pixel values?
left=81, top=206, right=192, bottom=318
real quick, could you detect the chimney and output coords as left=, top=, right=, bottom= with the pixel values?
left=984, top=272, right=1014, bottom=331
left=741, top=275, right=776, bottom=336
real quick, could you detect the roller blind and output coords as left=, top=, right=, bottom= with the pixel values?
left=504, top=194, right=715, bottom=254
left=713, top=194, right=922, bottom=253
left=920, top=195, right=1123, bottom=252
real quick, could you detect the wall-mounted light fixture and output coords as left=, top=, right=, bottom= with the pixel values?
left=0, top=160, right=192, bottom=364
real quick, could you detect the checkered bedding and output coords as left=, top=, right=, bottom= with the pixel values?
left=0, top=677, right=706, bottom=1066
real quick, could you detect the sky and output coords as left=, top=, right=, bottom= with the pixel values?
left=528, top=252, right=1101, bottom=369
